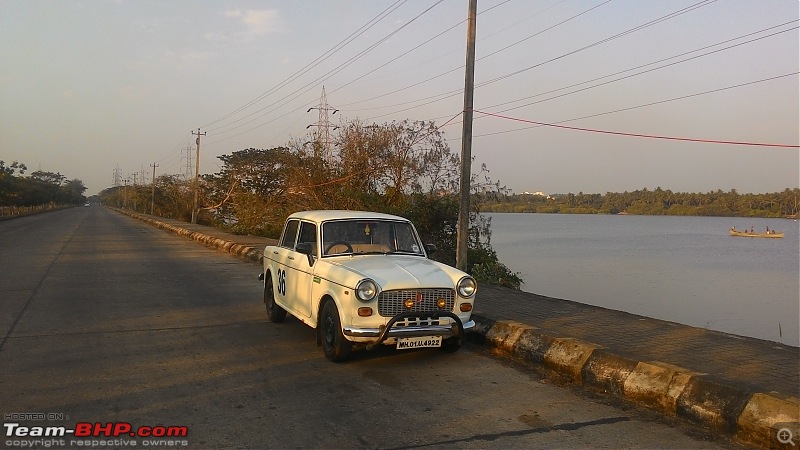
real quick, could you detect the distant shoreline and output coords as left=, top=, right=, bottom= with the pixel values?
left=478, top=188, right=799, bottom=218
left=482, top=210, right=799, bottom=219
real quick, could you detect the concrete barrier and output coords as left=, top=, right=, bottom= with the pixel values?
left=112, top=207, right=800, bottom=449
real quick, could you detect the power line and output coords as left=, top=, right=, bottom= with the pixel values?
left=472, top=109, right=799, bottom=148
left=439, top=72, right=797, bottom=140
left=201, top=0, right=407, bottom=131
left=340, top=0, right=719, bottom=121
left=202, top=1, right=448, bottom=144
left=353, top=19, right=796, bottom=127
left=483, top=24, right=799, bottom=114
left=331, top=0, right=519, bottom=103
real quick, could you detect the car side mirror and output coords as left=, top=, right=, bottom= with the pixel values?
left=424, top=243, right=437, bottom=256
left=296, top=242, right=315, bottom=266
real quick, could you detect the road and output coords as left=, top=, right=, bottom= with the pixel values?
left=0, top=207, right=740, bottom=449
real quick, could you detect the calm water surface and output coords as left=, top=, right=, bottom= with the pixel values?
left=486, top=213, right=799, bottom=346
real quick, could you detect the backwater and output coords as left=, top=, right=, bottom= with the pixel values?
left=486, top=213, right=799, bottom=346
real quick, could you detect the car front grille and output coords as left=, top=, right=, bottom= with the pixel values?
left=377, top=288, right=455, bottom=317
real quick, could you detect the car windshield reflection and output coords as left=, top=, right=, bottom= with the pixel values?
left=321, top=220, right=424, bottom=257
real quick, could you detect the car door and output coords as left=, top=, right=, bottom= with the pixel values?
left=286, top=220, right=317, bottom=318
left=271, top=219, right=300, bottom=314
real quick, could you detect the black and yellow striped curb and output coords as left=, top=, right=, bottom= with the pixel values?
left=469, top=317, right=799, bottom=449
left=113, top=208, right=265, bottom=263
left=113, top=207, right=799, bottom=449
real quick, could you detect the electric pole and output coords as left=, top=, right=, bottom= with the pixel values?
left=123, top=177, right=129, bottom=208
left=456, top=0, right=477, bottom=271
left=191, top=128, right=206, bottom=224
left=150, top=162, right=158, bottom=215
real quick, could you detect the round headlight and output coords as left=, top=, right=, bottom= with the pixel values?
left=355, top=279, right=378, bottom=302
left=457, top=276, right=477, bottom=298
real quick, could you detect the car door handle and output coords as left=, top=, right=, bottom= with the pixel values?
left=273, top=251, right=279, bottom=255
left=288, top=256, right=295, bottom=260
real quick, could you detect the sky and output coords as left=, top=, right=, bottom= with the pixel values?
left=1, top=0, right=798, bottom=197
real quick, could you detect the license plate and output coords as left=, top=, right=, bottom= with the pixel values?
left=396, top=336, right=442, bottom=350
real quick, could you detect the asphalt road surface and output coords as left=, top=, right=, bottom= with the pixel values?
left=0, top=207, right=742, bottom=449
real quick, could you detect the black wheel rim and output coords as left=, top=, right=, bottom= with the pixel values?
left=324, top=311, right=335, bottom=349
left=266, top=283, right=274, bottom=312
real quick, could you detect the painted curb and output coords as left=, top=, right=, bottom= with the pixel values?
left=112, top=207, right=799, bottom=448
left=471, top=315, right=799, bottom=448
left=113, top=208, right=267, bottom=264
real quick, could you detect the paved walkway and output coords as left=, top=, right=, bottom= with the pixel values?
left=474, top=284, right=798, bottom=399
left=120, top=210, right=799, bottom=401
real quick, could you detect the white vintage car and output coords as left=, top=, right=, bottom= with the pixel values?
left=260, top=210, right=477, bottom=362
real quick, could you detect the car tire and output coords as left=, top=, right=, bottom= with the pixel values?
left=320, top=300, right=352, bottom=362
left=264, top=273, right=286, bottom=323
left=441, top=336, right=461, bottom=353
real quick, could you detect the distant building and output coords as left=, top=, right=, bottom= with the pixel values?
left=520, top=191, right=552, bottom=199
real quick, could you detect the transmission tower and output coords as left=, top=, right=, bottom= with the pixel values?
left=306, top=86, right=338, bottom=162
left=183, top=143, right=194, bottom=180
left=113, top=165, right=122, bottom=187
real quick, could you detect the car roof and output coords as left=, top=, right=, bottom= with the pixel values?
left=287, top=210, right=411, bottom=224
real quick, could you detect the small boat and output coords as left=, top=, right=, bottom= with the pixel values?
left=729, top=228, right=784, bottom=238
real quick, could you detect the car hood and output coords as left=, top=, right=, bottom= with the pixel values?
left=329, top=256, right=455, bottom=291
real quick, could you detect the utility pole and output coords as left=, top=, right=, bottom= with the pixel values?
left=456, top=0, right=477, bottom=271
left=150, top=162, right=158, bottom=215
left=191, top=128, right=206, bottom=224
left=123, top=177, right=128, bottom=208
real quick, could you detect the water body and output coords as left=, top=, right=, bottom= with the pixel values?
left=486, top=213, right=799, bottom=346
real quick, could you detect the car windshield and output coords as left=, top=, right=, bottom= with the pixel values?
left=321, top=220, right=424, bottom=256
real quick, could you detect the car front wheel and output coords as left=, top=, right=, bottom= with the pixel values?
left=264, top=273, right=286, bottom=323
left=441, top=336, right=461, bottom=353
left=320, top=300, right=352, bottom=362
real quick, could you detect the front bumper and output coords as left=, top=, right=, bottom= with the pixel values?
left=343, top=311, right=474, bottom=350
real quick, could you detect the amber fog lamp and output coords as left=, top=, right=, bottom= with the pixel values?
left=460, top=303, right=473, bottom=312
left=358, top=307, right=373, bottom=317
left=436, top=298, right=447, bottom=309
left=404, top=299, right=415, bottom=309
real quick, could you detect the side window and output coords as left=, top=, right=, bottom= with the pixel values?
left=297, top=222, right=317, bottom=254
left=280, top=220, right=299, bottom=249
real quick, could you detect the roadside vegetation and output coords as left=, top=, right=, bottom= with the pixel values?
left=0, top=160, right=87, bottom=207
left=480, top=187, right=800, bottom=218
left=99, top=120, right=523, bottom=289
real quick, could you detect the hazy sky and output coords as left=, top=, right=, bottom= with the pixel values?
left=2, top=0, right=798, bottom=196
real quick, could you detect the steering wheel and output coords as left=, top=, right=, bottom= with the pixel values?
left=325, top=240, right=353, bottom=255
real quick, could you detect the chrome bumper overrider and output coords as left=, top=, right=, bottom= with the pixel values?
left=343, top=311, right=474, bottom=350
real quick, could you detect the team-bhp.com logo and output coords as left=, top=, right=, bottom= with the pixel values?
left=4, top=421, right=188, bottom=447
